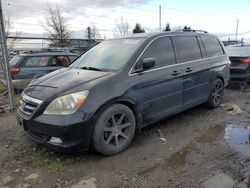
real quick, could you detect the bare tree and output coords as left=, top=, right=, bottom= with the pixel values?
left=113, top=16, right=131, bottom=37
left=86, top=24, right=100, bottom=40
left=43, top=5, right=70, bottom=47
left=4, top=15, right=12, bottom=37
left=91, top=24, right=100, bottom=39
left=3, top=15, right=22, bottom=51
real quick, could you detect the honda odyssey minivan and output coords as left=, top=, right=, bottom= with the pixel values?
left=17, top=31, right=230, bottom=155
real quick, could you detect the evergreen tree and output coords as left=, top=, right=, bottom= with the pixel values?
left=133, top=23, right=145, bottom=33
left=183, top=26, right=191, bottom=31
left=163, top=23, right=171, bottom=31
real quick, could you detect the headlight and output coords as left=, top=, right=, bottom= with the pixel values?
left=43, top=90, right=89, bottom=115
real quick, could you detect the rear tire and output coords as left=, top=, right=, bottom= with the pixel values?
left=92, top=104, right=136, bottom=156
left=206, top=79, right=224, bottom=108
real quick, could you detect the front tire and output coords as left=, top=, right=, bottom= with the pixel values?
left=206, top=79, right=224, bottom=108
left=92, top=104, right=136, bottom=156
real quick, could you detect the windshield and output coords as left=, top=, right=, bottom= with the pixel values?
left=70, top=39, right=143, bottom=71
left=9, top=56, right=23, bottom=66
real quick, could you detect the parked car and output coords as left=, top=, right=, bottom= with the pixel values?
left=226, top=43, right=250, bottom=87
left=10, top=50, right=79, bottom=91
left=17, top=31, right=230, bottom=155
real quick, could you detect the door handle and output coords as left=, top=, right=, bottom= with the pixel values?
left=172, top=70, right=181, bottom=76
left=186, top=68, right=192, bottom=73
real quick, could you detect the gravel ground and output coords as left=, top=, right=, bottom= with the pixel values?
left=0, top=88, right=250, bottom=188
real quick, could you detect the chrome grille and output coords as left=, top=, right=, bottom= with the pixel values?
left=19, top=93, right=43, bottom=116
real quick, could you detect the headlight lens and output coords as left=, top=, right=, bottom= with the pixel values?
left=43, top=90, right=89, bottom=115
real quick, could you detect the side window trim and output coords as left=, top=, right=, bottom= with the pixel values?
left=170, top=36, right=178, bottom=65
left=216, top=38, right=225, bottom=54
left=197, top=36, right=206, bottom=58
left=171, top=36, right=181, bottom=63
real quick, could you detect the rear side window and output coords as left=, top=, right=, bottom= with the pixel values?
left=141, top=37, right=176, bottom=68
left=24, top=56, right=50, bottom=67
left=51, top=56, right=70, bottom=67
left=174, top=36, right=202, bottom=63
left=58, top=56, right=70, bottom=66
left=9, top=56, right=23, bottom=66
left=201, top=36, right=224, bottom=57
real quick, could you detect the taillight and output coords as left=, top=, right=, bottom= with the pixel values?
left=10, top=67, right=20, bottom=75
left=240, top=57, right=250, bottom=64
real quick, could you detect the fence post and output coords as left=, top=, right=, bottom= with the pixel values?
left=0, top=0, right=15, bottom=110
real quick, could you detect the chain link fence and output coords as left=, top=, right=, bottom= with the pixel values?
left=7, top=36, right=101, bottom=53
left=0, top=36, right=102, bottom=76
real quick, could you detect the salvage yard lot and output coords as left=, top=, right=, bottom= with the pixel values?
left=0, top=88, right=250, bottom=188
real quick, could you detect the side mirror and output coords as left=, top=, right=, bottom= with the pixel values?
left=134, top=58, right=156, bottom=73
left=142, top=58, right=156, bottom=71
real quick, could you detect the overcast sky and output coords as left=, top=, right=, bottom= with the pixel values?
left=2, top=0, right=250, bottom=39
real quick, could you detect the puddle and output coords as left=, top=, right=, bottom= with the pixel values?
left=224, top=124, right=250, bottom=156
left=196, top=124, right=225, bottom=144
left=137, top=143, right=197, bottom=176
left=164, top=150, right=187, bottom=170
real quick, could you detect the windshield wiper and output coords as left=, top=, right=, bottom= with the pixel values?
left=81, top=66, right=103, bottom=71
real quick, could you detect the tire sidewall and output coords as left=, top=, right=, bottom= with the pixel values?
left=92, top=104, right=136, bottom=156
left=208, top=79, right=224, bottom=108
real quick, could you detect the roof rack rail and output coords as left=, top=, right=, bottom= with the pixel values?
left=23, top=49, right=67, bottom=54
left=175, top=29, right=208, bottom=33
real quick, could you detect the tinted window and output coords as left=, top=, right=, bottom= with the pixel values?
left=174, top=36, right=202, bottom=63
left=24, top=56, right=50, bottom=67
left=141, top=37, right=176, bottom=68
left=201, top=36, right=224, bottom=57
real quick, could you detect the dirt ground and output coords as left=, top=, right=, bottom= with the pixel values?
left=0, top=87, right=250, bottom=188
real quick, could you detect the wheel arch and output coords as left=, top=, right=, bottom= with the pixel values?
left=216, top=75, right=225, bottom=85
left=93, top=97, right=143, bottom=129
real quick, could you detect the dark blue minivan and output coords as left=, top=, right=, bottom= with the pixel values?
left=17, top=31, right=230, bottom=155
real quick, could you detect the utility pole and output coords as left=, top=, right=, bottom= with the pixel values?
left=0, top=0, right=15, bottom=110
left=235, top=19, right=239, bottom=42
left=159, top=5, right=161, bottom=32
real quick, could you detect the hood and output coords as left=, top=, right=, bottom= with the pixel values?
left=23, top=68, right=111, bottom=101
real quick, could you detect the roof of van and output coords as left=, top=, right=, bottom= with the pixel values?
left=111, top=31, right=214, bottom=40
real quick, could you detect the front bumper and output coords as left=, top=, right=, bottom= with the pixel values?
left=17, top=110, right=95, bottom=153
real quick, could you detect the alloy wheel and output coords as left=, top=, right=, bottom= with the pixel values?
left=212, top=81, right=223, bottom=106
left=103, top=112, right=132, bottom=148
